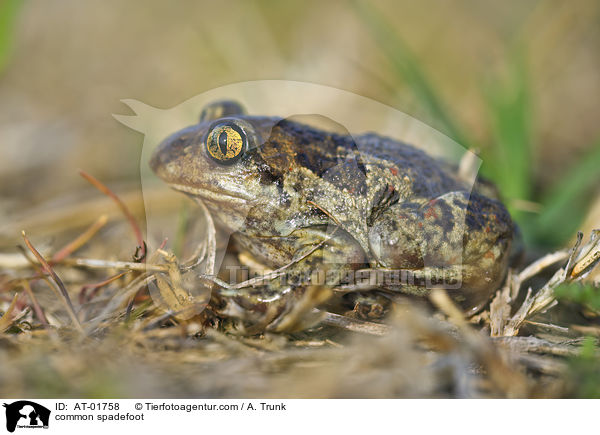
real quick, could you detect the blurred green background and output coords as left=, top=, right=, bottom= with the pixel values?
left=0, top=0, right=599, bottom=249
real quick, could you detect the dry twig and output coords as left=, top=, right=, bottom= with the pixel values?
left=503, top=231, right=600, bottom=336
left=79, top=170, right=146, bottom=260
left=21, top=231, right=84, bottom=334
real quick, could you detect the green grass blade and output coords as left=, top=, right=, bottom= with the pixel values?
left=481, top=51, right=533, bottom=214
left=351, top=0, right=470, bottom=148
left=535, top=138, right=600, bottom=246
left=555, top=282, right=600, bottom=314
left=566, top=337, right=600, bottom=398
left=0, top=0, right=22, bottom=74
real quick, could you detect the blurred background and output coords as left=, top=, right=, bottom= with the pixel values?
left=0, top=0, right=599, bottom=249
left=0, top=0, right=600, bottom=400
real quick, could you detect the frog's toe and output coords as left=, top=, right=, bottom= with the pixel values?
left=344, top=292, right=390, bottom=320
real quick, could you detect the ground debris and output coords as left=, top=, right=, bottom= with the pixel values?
left=1, top=186, right=600, bottom=398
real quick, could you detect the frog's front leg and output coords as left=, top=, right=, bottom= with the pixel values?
left=285, top=226, right=367, bottom=286
left=218, top=226, right=367, bottom=330
left=368, top=191, right=513, bottom=312
left=249, top=237, right=390, bottom=321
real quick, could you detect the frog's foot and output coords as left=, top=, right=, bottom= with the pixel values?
left=344, top=292, right=390, bottom=320
left=214, top=283, right=333, bottom=334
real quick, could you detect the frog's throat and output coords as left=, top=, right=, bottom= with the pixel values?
left=166, top=182, right=251, bottom=207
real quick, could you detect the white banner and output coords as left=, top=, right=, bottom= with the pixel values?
left=0, top=399, right=595, bottom=435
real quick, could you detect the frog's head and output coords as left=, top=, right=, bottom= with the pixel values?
left=150, top=100, right=291, bottom=231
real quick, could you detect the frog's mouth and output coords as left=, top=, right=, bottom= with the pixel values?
left=166, top=182, right=252, bottom=208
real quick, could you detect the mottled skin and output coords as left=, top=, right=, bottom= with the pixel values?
left=150, top=101, right=514, bottom=313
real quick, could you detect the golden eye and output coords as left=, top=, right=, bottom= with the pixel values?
left=206, top=122, right=246, bottom=164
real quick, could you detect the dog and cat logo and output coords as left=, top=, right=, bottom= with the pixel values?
left=2, top=401, right=50, bottom=432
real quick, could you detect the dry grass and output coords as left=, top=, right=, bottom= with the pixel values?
left=1, top=179, right=599, bottom=399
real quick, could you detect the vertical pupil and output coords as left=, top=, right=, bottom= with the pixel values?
left=218, top=131, right=228, bottom=155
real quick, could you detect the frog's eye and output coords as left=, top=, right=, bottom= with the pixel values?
left=206, top=121, right=247, bottom=165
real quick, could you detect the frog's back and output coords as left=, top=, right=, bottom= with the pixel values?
left=353, top=132, right=466, bottom=198
left=259, top=118, right=466, bottom=200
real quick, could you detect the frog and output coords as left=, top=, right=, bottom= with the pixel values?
left=150, top=100, right=514, bottom=317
